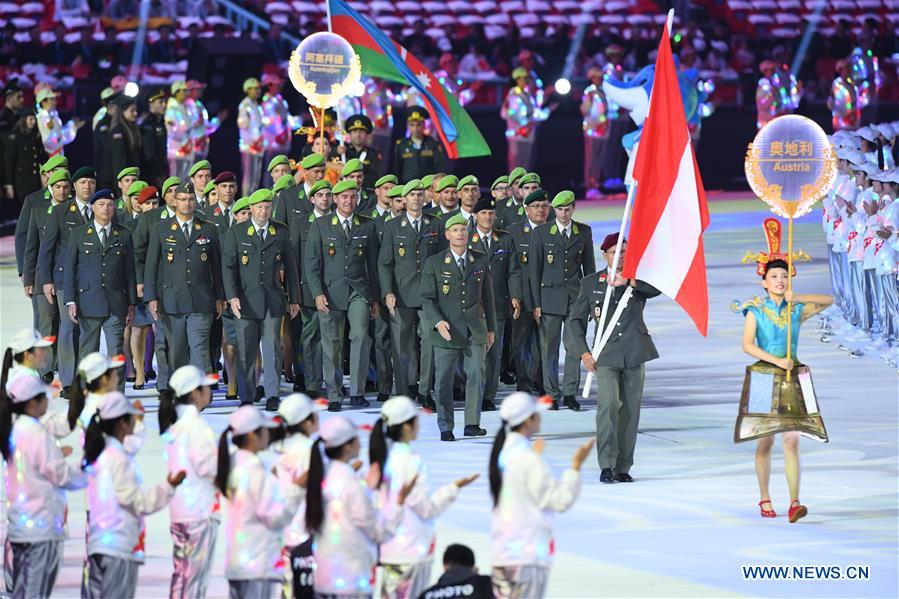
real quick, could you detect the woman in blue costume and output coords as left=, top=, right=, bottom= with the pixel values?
left=734, top=222, right=833, bottom=524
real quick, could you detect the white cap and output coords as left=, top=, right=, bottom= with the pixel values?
left=7, top=328, right=54, bottom=354
left=97, top=392, right=143, bottom=420
left=5, top=374, right=52, bottom=404
left=859, top=163, right=879, bottom=176
left=278, top=393, right=326, bottom=426
left=319, top=415, right=357, bottom=448
left=499, top=392, right=552, bottom=427
left=856, top=126, right=877, bottom=142
left=888, top=169, right=899, bottom=184
left=228, top=404, right=279, bottom=436
left=380, top=395, right=418, bottom=426
left=845, top=150, right=867, bottom=166
left=78, top=352, right=125, bottom=384
left=169, top=365, right=218, bottom=396
left=873, top=123, right=894, bottom=139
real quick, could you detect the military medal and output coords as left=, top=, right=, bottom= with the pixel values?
left=86, top=228, right=93, bottom=235
left=328, top=245, right=336, bottom=256
left=521, top=254, right=528, bottom=264
left=444, top=255, right=452, bottom=264
left=200, top=253, right=208, bottom=262
left=547, top=254, right=554, bottom=264
left=398, top=247, right=406, bottom=257
left=69, top=204, right=76, bottom=212
left=594, top=305, right=602, bottom=319
left=442, top=284, right=450, bottom=295
left=171, top=222, right=178, bottom=231
left=167, top=252, right=174, bottom=263
left=241, top=255, right=249, bottom=265
left=194, top=223, right=201, bottom=231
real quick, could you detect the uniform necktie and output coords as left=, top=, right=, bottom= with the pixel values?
left=413, top=219, right=420, bottom=235
left=457, top=256, right=465, bottom=274
left=82, top=206, right=90, bottom=223
left=484, top=234, right=491, bottom=251
left=182, top=222, right=191, bottom=242
left=343, top=219, right=351, bottom=239
left=99, top=227, right=107, bottom=249
left=257, top=227, right=265, bottom=242
left=562, top=227, right=570, bottom=242
left=468, top=215, right=474, bottom=232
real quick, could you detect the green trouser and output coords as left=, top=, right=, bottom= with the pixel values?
left=234, top=313, right=282, bottom=403
left=162, top=312, right=213, bottom=374
left=433, top=341, right=485, bottom=433
left=416, top=308, right=435, bottom=395
left=594, top=364, right=645, bottom=474
left=78, top=313, right=126, bottom=391
left=372, top=306, right=393, bottom=395
left=389, top=306, right=432, bottom=397
left=319, top=292, right=371, bottom=403
left=512, top=312, right=541, bottom=392
left=300, top=306, right=323, bottom=396
left=538, top=313, right=581, bottom=400
left=484, top=317, right=507, bottom=402
left=32, top=293, right=58, bottom=377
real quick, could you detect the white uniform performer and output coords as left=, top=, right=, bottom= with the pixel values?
left=237, top=78, right=266, bottom=197
left=166, top=81, right=195, bottom=180
left=2, top=375, right=87, bottom=599
left=489, top=392, right=593, bottom=599
left=216, top=405, right=300, bottom=599
left=82, top=392, right=184, bottom=599
left=74, top=352, right=145, bottom=452
left=372, top=396, right=479, bottom=599
left=35, top=88, right=79, bottom=157
left=160, top=365, right=220, bottom=599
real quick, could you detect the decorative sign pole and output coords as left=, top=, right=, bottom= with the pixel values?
left=744, top=115, right=837, bottom=380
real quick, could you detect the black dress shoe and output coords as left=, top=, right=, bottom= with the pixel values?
left=210, top=382, right=220, bottom=391
left=265, top=397, right=280, bottom=412
left=563, top=395, right=581, bottom=411
left=328, top=401, right=342, bottom=412
left=481, top=399, right=497, bottom=412
left=284, top=373, right=295, bottom=384
left=349, top=395, right=370, bottom=408
left=615, top=472, right=634, bottom=483
left=500, top=372, right=517, bottom=385
left=254, top=385, right=265, bottom=402
left=293, top=383, right=306, bottom=392
left=463, top=425, right=487, bottom=437
left=440, top=431, right=455, bottom=442
left=144, top=369, right=156, bottom=381
left=225, top=393, right=238, bottom=400
left=377, top=393, right=389, bottom=402
left=132, top=383, right=145, bottom=391
left=41, top=373, right=54, bottom=384
left=548, top=399, right=560, bottom=411
left=60, top=386, right=72, bottom=400
left=600, top=468, right=617, bottom=483
left=424, top=396, right=437, bottom=411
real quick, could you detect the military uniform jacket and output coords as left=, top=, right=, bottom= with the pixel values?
left=0, top=106, right=16, bottom=188
left=305, top=213, right=380, bottom=311
left=570, top=269, right=661, bottom=369
left=420, top=249, right=496, bottom=349
left=94, top=114, right=115, bottom=189
left=289, top=210, right=325, bottom=308
left=506, top=220, right=541, bottom=311
left=209, top=203, right=235, bottom=232
left=496, top=199, right=525, bottom=230
left=16, top=187, right=49, bottom=276
left=272, top=185, right=312, bottom=225
left=222, top=220, right=299, bottom=320
left=378, top=213, right=442, bottom=309
left=4, top=128, right=46, bottom=201
left=144, top=217, right=224, bottom=314
left=468, top=229, right=521, bottom=320
left=529, top=220, right=596, bottom=316
left=344, top=144, right=382, bottom=189
left=394, top=135, right=445, bottom=183
left=354, top=188, right=377, bottom=216
left=37, top=199, right=93, bottom=288
left=22, top=195, right=61, bottom=288
left=139, top=111, right=167, bottom=183
left=133, top=205, right=175, bottom=285
left=63, top=222, right=137, bottom=318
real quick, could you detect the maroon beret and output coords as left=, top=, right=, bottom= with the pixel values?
left=214, top=171, right=237, bottom=184
left=600, top=232, right=620, bottom=252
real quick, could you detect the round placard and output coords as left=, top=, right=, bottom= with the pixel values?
left=744, top=115, right=837, bottom=218
left=288, top=32, right=362, bottom=109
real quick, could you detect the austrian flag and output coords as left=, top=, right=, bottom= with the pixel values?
left=621, top=22, right=710, bottom=336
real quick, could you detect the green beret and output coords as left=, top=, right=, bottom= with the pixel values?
left=444, top=213, right=469, bottom=229
left=421, top=174, right=435, bottom=189
left=162, top=176, right=181, bottom=197
left=127, top=181, right=149, bottom=197
left=72, top=167, right=96, bottom=183
left=116, top=166, right=139, bottom=180
left=41, top=155, right=68, bottom=174
left=508, top=166, right=527, bottom=184
left=267, top=154, right=290, bottom=172
left=401, top=179, right=423, bottom=196
left=551, top=190, right=575, bottom=208
left=435, top=175, right=458, bottom=193
left=341, top=158, right=363, bottom=177
left=232, top=197, right=250, bottom=213
left=524, top=189, right=548, bottom=205
left=300, top=153, right=325, bottom=169
left=248, top=188, right=274, bottom=205
left=203, top=181, right=216, bottom=196
left=47, top=169, right=70, bottom=186
left=273, top=174, right=296, bottom=193
left=332, top=179, right=358, bottom=195
left=309, top=180, right=332, bottom=196
left=188, top=160, right=211, bottom=177
left=456, top=175, right=479, bottom=191
left=387, top=185, right=405, bottom=199
left=518, top=172, right=541, bottom=186
left=375, top=174, right=398, bottom=188
left=491, top=175, right=509, bottom=190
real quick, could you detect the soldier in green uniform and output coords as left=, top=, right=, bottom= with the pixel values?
left=272, top=153, right=325, bottom=223
left=420, top=213, right=496, bottom=441
left=63, top=189, right=136, bottom=391
left=507, top=189, right=550, bottom=395
left=139, top=88, right=168, bottom=188
left=341, top=158, right=376, bottom=214
left=343, top=114, right=383, bottom=190
left=222, top=188, right=300, bottom=410
left=209, top=171, right=238, bottom=226
left=572, top=233, right=661, bottom=483
left=427, top=175, right=459, bottom=218
left=215, top=195, right=249, bottom=399
left=379, top=179, right=443, bottom=408
left=305, top=179, right=380, bottom=411
left=289, top=180, right=333, bottom=399
left=455, top=175, right=480, bottom=230
left=15, top=155, right=66, bottom=280
left=469, top=198, right=521, bottom=411
left=188, top=159, right=213, bottom=206
left=364, top=174, right=397, bottom=220
left=420, top=173, right=436, bottom=211
left=530, top=190, right=595, bottom=410
left=503, top=171, right=544, bottom=227
left=394, top=107, right=446, bottom=183
left=115, top=166, right=139, bottom=214
left=144, top=182, right=224, bottom=375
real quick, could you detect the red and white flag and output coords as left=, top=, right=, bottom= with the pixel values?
left=621, top=21, right=710, bottom=336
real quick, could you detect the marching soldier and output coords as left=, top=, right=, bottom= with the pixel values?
left=139, top=88, right=168, bottom=187
left=15, top=155, right=66, bottom=279
left=0, top=78, right=25, bottom=208
left=378, top=179, right=443, bottom=407
left=489, top=176, right=511, bottom=222
left=63, top=188, right=136, bottom=390
left=305, top=179, right=380, bottom=411
left=469, top=198, right=521, bottom=411
left=144, top=181, right=225, bottom=375
left=342, top=114, right=383, bottom=189
left=203, top=181, right=216, bottom=206
left=394, top=107, right=446, bottom=183
left=238, top=77, right=265, bottom=196
left=218, top=195, right=250, bottom=399
left=507, top=189, right=550, bottom=395
left=428, top=175, right=460, bottom=218
left=271, top=153, right=325, bottom=223
left=420, top=173, right=437, bottom=210
left=93, top=89, right=119, bottom=190
left=188, top=160, right=213, bottom=206
left=572, top=233, right=661, bottom=483
left=115, top=167, right=139, bottom=212
left=341, top=158, right=376, bottom=214
left=420, top=213, right=496, bottom=441
left=222, top=188, right=300, bottom=410
left=165, top=80, right=194, bottom=179
left=365, top=174, right=398, bottom=220
left=210, top=171, right=238, bottom=225
left=530, top=190, right=595, bottom=411
left=36, top=87, right=83, bottom=157
left=289, top=179, right=333, bottom=399
left=456, top=175, right=480, bottom=228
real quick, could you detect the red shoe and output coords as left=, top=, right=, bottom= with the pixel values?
left=758, top=499, right=777, bottom=518
left=788, top=500, right=807, bottom=523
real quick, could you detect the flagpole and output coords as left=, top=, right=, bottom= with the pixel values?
left=326, top=0, right=333, bottom=32
left=786, top=212, right=794, bottom=381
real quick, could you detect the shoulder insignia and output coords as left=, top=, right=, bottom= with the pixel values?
left=572, top=223, right=580, bottom=235
left=160, top=211, right=167, bottom=219
left=444, top=253, right=452, bottom=264
left=471, top=233, right=480, bottom=243
left=247, top=224, right=255, bottom=236
left=423, top=217, right=430, bottom=225
left=331, top=216, right=338, bottom=226
left=308, top=213, right=315, bottom=223
left=194, top=222, right=201, bottom=230
left=268, top=224, right=276, bottom=236
left=549, top=224, right=558, bottom=235
left=400, top=218, right=407, bottom=227
left=69, top=204, right=76, bottom=212
left=86, top=227, right=93, bottom=235
left=171, top=222, right=178, bottom=231
left=524, top=225, right=530, bottom=233
left=113, top=228, right=119, bottom=236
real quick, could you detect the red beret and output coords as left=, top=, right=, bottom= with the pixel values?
left=600, top=232, right=620, bottom=252
left=214, top=171, right=237, bottom=184
left=137, top=186, right=158, bottom=205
